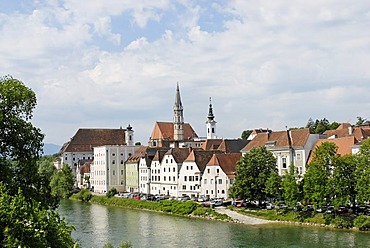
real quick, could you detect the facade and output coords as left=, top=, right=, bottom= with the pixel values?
left=178, top=150, right=215, bottom=198
left=125, top=146, right=148, bottom=193
left=150, top=150, right=168, bottom=195
left=91, top=144, right=139, bottom=193
left=159, top=148, right=192, bottom=197
left=76, top=161, right=92, bottom=189
left=58, top=127, right=130, bottom=177
left=241, top=129, right=320, bottom=176
left=201, top=153, right=242, bottom=199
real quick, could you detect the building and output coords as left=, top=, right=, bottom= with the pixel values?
left=201, top=153, right=242, bottom=199
left=58, top=127, right=131, bottom=177
left=150, top=150, right=168, bottom=195
left=159, top=147, right=192, bottom=197
left=178, top=150, right=216, bottom=198
left=148, top=84, right=202, bottom=148
left=241, top=129, right=320, bottom=176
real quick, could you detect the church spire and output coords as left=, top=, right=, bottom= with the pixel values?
left=173, top=83, right=184, bottom=141
left=208, top=97, right=215, bottom=121
left=206, top=97, right=217, bottom=139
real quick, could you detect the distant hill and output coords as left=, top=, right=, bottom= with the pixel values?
left=43, top=143, right=61, bottom=156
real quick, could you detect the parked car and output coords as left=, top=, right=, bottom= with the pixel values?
left=211, top=199, right=223, bottom=207
left=236, top=201, right=247, bottom=208
left=198, top=195, right=209, bottom=202
left=336, top=206, right=349, bottom=214
left=266, top=203, right=275, bottom=210
left=326, top=206, right=335, bottom=214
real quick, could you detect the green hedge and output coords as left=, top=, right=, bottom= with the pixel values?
left=71, top=194, right=229, bottom=220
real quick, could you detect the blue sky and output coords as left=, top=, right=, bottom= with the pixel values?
left=1, top=0, right=370, bottom=146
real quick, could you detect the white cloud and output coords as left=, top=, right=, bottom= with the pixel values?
left=1, top=0, right=370, bottom=145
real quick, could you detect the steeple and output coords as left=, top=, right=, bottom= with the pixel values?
left=125, top=123, right=134, bottom=146
left=206, top=97, right=217, bottom=139
left=173, top=83, right=184, bottom=141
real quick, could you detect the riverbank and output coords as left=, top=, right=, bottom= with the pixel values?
left=215, top=207, right=273, bottom=225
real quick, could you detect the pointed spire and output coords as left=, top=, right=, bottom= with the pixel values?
left=174, top=82, right=183, bottom=109
left=208, top=97, right=214, bottom=121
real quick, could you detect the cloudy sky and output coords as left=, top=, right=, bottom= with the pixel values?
left=1, top=0, right=369, bottom=146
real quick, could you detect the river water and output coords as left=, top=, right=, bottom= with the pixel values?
left=58, top=200, right=370, bottom=248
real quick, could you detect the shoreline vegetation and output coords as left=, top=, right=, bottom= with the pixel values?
left=70, top=191, right=370, bottom=232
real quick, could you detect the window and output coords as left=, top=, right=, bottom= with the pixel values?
left=218, top=179, right=222, bottom=185
left=216, top=168, right=219, bottom=174
left=191, top=166, right=193, bottom=170
left=195, top=176, right=198, bottom=181
left=171, top=159, right=173, bottom=163
left=207, top=168, right=210, bottom=173
left=121, top=160, right=124, bottom=164
left=184, top=176, right=187, bottom=181
left=210, top=179, right=214, bottom=184
left=204, top=179, right=207, bottom=184
left=164, top=176, right=166, bottom=181
left=297, top=153, right=301, bottom=161
left=282, top=157, right=287, bottom=169
left=166, top=159, right=168, bottom=163
left=212, top=127, right=215, bottom=133
left=173, top=167, right=175, bottom=172
left=186, top=166, right=189, bottom=170
left=164, top=168, right=166, bottom=172
left=173, top=176, right=175, bottom=181
left=121, top=170, right=124, bottom=175
left=182, top=185, right=186, bottom=190
left=113, top=170, right=115, bottom=176
left=112, top=153, right=115, bottom=156
left=112, top=160, right=115, bottom=165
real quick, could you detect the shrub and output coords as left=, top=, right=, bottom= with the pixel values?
left=106, top=188, right=118, bottom=198
left=354, top=215, right=370, bottom=231
left=74, top=189, right=92, bottom=202
left=331, top=215, right=353, bottom=229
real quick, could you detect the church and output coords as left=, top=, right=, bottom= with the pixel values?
left=148, top=83, right=217, bottom=148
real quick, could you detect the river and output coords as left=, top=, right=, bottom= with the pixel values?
left=58, top=200, right=370, bottom=248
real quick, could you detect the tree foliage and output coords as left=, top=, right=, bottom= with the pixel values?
left=303, top=142, right=338, bottom=208
left=241, top=130, right=253, bottom=140
left=50, top=165, right=75, bottom=198
left=305, top=118, right=340, bottom=134
left=282, top=164, right=299, bottom=207
left=356, top=139, right=370, bottom=204
left=229, top=146, right=278, bottom=204
left=0, top=183, right=75, bottom=247
left=0, top=76, right=75, bottom=245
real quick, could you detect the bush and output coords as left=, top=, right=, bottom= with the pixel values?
left=354, top=215, right=370, bottom=230
left=106, top=188, right=118, bottom=198
left=331, top=215, right=353, bottom=229
left=78, top=189, right=92, bottom=202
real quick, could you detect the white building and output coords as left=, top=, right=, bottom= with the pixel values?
left=241, top=129, right=320, bottom=176
left=201, top=153, right=241, bottom=200
left=178, top=150, right=214, bottom=198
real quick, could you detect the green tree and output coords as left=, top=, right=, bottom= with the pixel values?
left=355, top=116, right=367, bottom=127
left=50, top=165, right=75, bottom=198
left=0, top=76, right=47, bottom=205
left=264, top=171, right=282, bottom=201
left=229, top=146, right=278, bottom=205
left=356, top=139, right=370, bottom=204
left=0, top=183, right=75, bottom=247
left=38, top=155, right=59, bottom=207
left=282, top=164, right=299, bottom=208
left=331, top=154, right=357, bottom=208
left=303, top=142, right=338, bottom=209
left=0, top=76, right=75, bottom=245
left=241, top=130, right=253, bottom=140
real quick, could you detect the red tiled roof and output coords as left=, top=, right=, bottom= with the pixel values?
left=165, top=147, right=192, bottom=164
left=63, top=128, right=127, bottom=153
left=126, top=146, right=148, bottom=162
left=241, top=129, right=310, bottom=151
left=149, top=122, right=198, bottom=141
left=184, top=150, right=217, bottom=172
left=206, top=153, right=241, bottom=177
left=312, top=136, right=357, bottom=157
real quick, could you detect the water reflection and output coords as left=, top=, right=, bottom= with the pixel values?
left=58, top=200, right=370, bottom=248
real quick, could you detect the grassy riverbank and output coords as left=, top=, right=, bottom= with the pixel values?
left=70, top=192, right=231, bottom=221
left=231, top=207, right=370, bottom=231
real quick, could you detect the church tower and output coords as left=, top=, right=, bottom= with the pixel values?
left=125, top=124, right=134, bottom=146
left=206, top=97, right=217, bottom=139
left=173, top=83, right=184, bottom=141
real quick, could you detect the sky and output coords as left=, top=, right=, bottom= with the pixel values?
left=1, top=0, right=370, bottom=146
